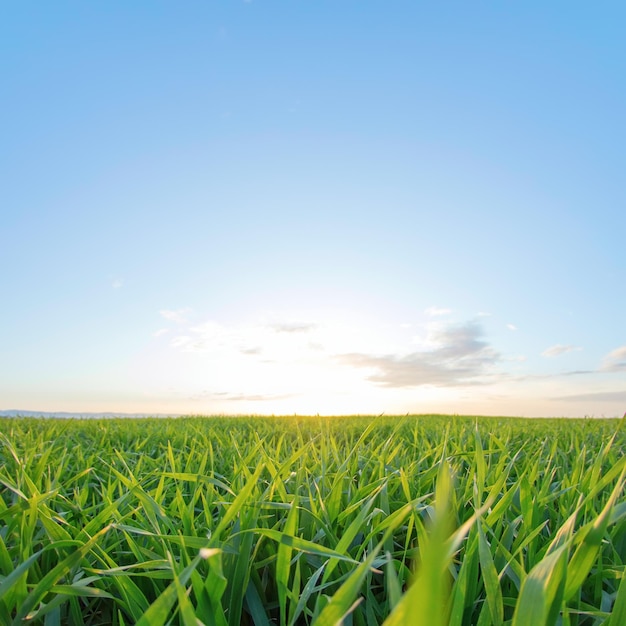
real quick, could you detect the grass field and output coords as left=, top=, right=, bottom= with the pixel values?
left=0, top=415, right=625, bottom=625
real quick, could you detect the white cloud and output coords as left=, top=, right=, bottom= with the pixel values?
left=153, top=328, right=169, bottom=337
left=424, top=306, right=452, bottom=317
left=507, top=324, right=517, bottom=331
left=112, top=279, right=123, bottom=289
left=553, top=390, right=626, bottom=403
left=338, top=321, right=500, bottom=388
left=241, top=346, right=262, bottom=355
left=189, top=391, right=296, bottom=403
left=167, top=318, right=325, bottom=360
left=542, top=344, right=581, bottom=358
left=507, top=355, right=527, bottom=362
left=160, top=308, right=193, bottom=324
left=269, top=322, right=317, bottom=334
left=600, top=346, right=626, bottom=372
left=170, top=335, right=192, bottom=349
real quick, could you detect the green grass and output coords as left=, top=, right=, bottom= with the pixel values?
left=0, top=415, right=624, bottom=625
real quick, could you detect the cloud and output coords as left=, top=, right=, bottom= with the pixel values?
left=160, top=308, right=192, bottom=324
left=542, top=344, right=581, bottom=358
left=190, top=391, right=296, bottom=402
left=506, top=324, right=517, bottom=331
left=153, top=328, right=169, bottom=337
left=170, top=335, right=192, bottom=349
left=338, top=321, right=499, bottom=388
left=240, top=347, right=262, bottom=355
left=424, top=306, right=452, bottom=317
left=507, top=355, right=527, bottom=362
left=112, top=279, right=123, bottom=289
left=269, top=322, right=317, bottom=334
left=164, top=318, right=320, bottom=357
left=168, top=320, right=249, bottom=354
left=601, top=346, right=626, bottom=372
left=552, top=390, right=626, bottom=403
left=511, top=369, right=593, bottom=383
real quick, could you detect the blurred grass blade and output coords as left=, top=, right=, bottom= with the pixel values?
left=564, top=465, right=626, bottom=602
left=382, top=460, right=454, bottom=626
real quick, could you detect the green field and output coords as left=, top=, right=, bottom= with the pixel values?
left=0, top=415, right=625, bottom=625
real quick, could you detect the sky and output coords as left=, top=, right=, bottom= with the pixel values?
left=2, top=1, right=625, bottom=417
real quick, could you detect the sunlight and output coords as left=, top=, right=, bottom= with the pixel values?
left=133, top=313, right=409, bottom=414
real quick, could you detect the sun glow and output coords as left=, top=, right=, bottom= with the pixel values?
left=132, top=312, right=402, bottom=413
left=121, top=306, right=626, bottom=418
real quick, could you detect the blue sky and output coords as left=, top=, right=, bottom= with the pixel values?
left=2, top=1, right=625, bottom=416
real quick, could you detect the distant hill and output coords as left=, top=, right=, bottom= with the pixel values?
left=0, top=410, right=180, bottom=419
